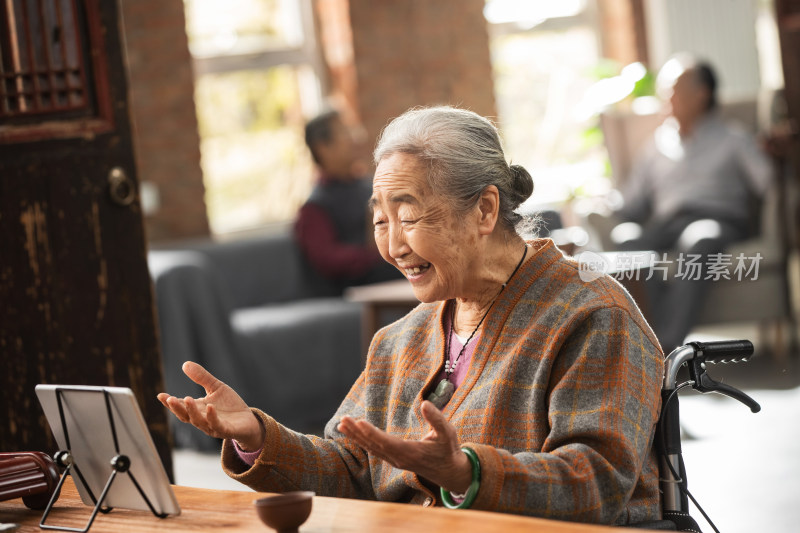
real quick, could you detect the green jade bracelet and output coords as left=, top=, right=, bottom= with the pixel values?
left=441, top=447, right=481, bottom=509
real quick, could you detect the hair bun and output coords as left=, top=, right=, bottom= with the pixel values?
left=509, top=164, right=534, bottom=203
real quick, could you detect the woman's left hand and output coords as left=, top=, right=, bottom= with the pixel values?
left=337, top=400, right=473, bottom=494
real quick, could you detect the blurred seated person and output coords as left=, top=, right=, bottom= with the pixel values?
left=609, top=55, right=773, bottom=350
left=295, top=110, right=401, bottom=289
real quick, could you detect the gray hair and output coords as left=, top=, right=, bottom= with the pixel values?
left=373, top=106, right=534, bottom=232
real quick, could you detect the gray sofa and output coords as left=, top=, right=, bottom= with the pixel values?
left=148, top=227, right=364, bottom=450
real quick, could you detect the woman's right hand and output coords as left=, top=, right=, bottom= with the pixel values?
left=157, top=361, right=265, bottom=451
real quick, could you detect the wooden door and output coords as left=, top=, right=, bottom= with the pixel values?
left=0, top=0, right=172, bottom=477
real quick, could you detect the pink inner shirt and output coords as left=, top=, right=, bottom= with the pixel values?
left=233, top=439, right=263, bottom=465
left=435, top=309, right=480, bottom=389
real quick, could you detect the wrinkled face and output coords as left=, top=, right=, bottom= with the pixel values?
left=370, top=153, right=479, bottom=303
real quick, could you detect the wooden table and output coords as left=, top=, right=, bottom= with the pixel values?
left=0, top=477, right=642, bottom=532
left=345, top=250, right=655, bottom=354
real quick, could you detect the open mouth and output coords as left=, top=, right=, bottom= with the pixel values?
left=403, top=263, right=431, bottom=278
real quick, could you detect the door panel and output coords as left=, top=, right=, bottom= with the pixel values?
left=0, top=0, right=172, bottom=477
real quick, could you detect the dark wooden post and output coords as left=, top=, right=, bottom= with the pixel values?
left=0, top=0, right=173, bottom=479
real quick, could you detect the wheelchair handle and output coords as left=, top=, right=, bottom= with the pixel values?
left=663, top=340, right=754, bottom=389
left=689, top=340, right=754, bottom=364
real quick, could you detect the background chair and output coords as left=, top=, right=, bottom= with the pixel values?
left=148, top=230, right=364, bottom=450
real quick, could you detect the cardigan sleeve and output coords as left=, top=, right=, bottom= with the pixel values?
left=220, top=370, right=377, bottom=500
left=463, top=305, right=663, bottom=524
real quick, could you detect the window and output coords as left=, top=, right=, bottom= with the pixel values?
left=0, top=0, right=112, bottom=142
left=485, top=0, right=611, bottom=213
left=184, top=0, right=322, bottom=234
left=1, top=0, right=88, bottom=118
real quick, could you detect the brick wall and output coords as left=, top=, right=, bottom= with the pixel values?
left=121, top=0, right=210, bottom=242
left=317, top=0, right=497, bottom=162
left=119, top=0, right=495, bottom=241
left=597, top=0, right=649, bottom=67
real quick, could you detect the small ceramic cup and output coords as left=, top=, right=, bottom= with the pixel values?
left=254, top=491, right=314, bottom=533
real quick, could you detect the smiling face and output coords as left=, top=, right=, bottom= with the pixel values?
left=370, top=152, right=484, bottom=303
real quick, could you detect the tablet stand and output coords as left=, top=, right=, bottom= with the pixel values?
left=39, top=387, right=168, bottom=532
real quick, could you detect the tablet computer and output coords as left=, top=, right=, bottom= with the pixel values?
left=35, top=385, right=180, bottom=516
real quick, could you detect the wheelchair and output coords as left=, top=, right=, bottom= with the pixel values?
left=637, top=340, right=761, bottom=532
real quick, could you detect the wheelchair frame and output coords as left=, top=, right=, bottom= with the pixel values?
left=656, top=340, right=761, bottom=532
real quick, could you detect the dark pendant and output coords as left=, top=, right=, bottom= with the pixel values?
left=426, top=379, right=455, bottom=409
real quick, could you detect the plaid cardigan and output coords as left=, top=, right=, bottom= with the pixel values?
left=222, top=239, right=663, bottom=525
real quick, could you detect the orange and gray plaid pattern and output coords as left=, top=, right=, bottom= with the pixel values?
left=222, top=239, right=664, bottom=525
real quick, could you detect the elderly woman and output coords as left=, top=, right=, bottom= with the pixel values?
left=158, top=106, right=663, bottom=525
